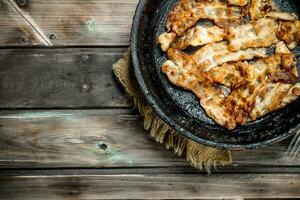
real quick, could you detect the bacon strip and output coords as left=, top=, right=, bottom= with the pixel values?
left=157, top=32, right=176, bottom=52
left=166, top=0, right=245, bottom=37
left=277, top=20, right=300, bottom=50
left=204, top=61, right=250, bottom=89
left=266, top=11, right=298, bottom=21
left=249, top=83, right=300, bottom=120
left=249, top=1, right=298, bottom=21
left=249, top=0, right=272, bottom=21
left=227, top=18, right=278, bottom=51
left=166, top=0, right=201, bottom=36
left=162, top=48, right=204, bottom=89
left=192, top=41, right=267, bottom=72
left=197, top=1, right=246, bottom=28
left=249, top=53, right=298, bottom=83
left=204, top=53, right=297, bottom=88
left=227, top=0, right=248, bottom=6
left=171, top=25, right=226, bottom=50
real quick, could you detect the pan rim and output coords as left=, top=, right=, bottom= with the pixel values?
left=130, top=0, right=298, bottom=150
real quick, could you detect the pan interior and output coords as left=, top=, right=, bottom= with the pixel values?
left=133, top=0, right=300, bottom=149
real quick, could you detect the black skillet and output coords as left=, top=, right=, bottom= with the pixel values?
left=131, top=0, right=300, bottom=150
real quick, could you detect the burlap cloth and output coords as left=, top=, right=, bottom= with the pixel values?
left=113, top=49, right=232, bottom=172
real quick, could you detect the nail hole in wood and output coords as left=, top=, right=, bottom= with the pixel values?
left=81, top=83, right=90, bottom=92
left=96, top=143, right=107, bottom=150
left=49, top=34, right=56, bottom=40
left=82, top=55, right=90, bottom=62
left=19, top=36, right=28, bottom=44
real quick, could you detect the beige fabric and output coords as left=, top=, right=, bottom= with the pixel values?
left=113, top=49, right=232, bottom=172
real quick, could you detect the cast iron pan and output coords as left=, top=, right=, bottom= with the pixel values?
left=131, top=0, right=300, bottom=150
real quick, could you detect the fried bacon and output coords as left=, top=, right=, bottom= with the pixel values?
left=192, top=41, right=267, bottom=72
left=278, top=84, right=300, bottom=108
left=166, top=0, right=245, bottom=37
left=205, top=61, right=251, bottom=89
left=224, top=82, right=263, bottom=125
left=197, top=1, right=246, bottom=28
left=223, top=53, right=298, bottom=125
left=249, top=0, right=297, bottom=21
left=166, top=0, right=201, bottom=36
left=227, top=0, right=248, bottom=6
left=195, top=0, right=248, bottom=6
left=199, top=85, right=237, bottom=130
left=160, top=0, right=300, bottom=130
left=277, top=20, right=300, bottom=50
left=162, top=48, right=204, bottom=89
left=265, top=11, right=298, bottom=21
left=224, top=82, right=300, bottom=124
left=275, top=41, right=290, bottom=54
left=249, top=0, right=272, bottom=21
left=162, top=48, right=237, bottom=129
left=227, top=18, right=278, bottom=51
left=162, top=50, right=299, bottom=128
left=204, top=53, right=297, bottom=88
left=249, top=83, right=300, bottom=120
left=158, top=32, right=177, bottom=52
left=249, top=53, right=298, bottom=84
left=171, top=25, right=226, bottom=50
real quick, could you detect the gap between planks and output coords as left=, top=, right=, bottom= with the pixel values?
left=1, top=166, right=300, bottom=176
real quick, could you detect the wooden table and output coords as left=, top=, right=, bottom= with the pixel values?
left=0, top=0, right=299, bottom=199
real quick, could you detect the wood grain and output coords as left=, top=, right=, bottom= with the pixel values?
left=0, top=109, right=183, bottom=168
left=0, top=110, right=299, bottom=169
left=0, top=0, right=45, bottom=46
left=1, top=1, right=299, bottom=199
left=0, top=174, right=299, bottom=199
left=0, top=48, right=132, bottom=108
left=0, top=0, right=139, bottom=46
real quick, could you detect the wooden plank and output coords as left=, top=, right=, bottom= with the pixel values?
left=0, top=110, right=299, bottom=169
left=0, top=0, right=45, bottom=46
left=0, top=48, right=132, bottom=108
left=0, top=0, right=138, bottom=46
left=0, top=174, right=299, bottom=199
left=0, top=109, right=181, bottom=168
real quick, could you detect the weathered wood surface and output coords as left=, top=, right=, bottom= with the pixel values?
left=0, top=0, right=138, bottom=46
left=0, top=110, right=299, bottom=170
left=0, top=174, right=299, bottom=199
left=0, top=48, right=132, bottom=108
left=1, top=0, right=300, bottom=198
left=0, top=0, right=46, bottom=46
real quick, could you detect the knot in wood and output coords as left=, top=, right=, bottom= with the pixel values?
left=86, top=18, right=95, bottom=31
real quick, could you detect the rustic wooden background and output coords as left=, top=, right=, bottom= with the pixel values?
left=0, top=0, right=300, bottom=199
